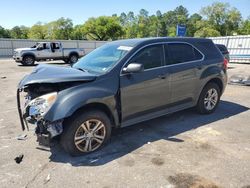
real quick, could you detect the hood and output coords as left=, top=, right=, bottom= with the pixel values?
left=18, top=64, right=97, bottom=88
left=15, top=48, right=35, bottom=52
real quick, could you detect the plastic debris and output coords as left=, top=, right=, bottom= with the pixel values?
left=14, top=154, right=24, bottom=164
left=1, top=76, right=6, bottom=79
left=229, top=74, right=250, bottom=86
left=147, top=142, right=151, bottom=144
left=16, top=134, right=27, bottom=140
left=44, top=174, right=51, bottom=184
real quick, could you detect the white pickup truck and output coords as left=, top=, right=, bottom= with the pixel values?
left=13, top=42, right=85, bottom=66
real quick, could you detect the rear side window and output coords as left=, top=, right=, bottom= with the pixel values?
left=195, top=41, right=222, bottom=59
left=130, top=45, right=164, bottom=70
left=166, top=43, right=203, bottom=65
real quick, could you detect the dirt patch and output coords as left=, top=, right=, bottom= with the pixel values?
left=123, top=159, right=135, bottom=167
left=168, top=173, right=220, bottom=188
left=151, top=157, right=164, bottom=166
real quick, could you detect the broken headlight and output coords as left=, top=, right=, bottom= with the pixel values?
left=28, top=92, right=57, bottom=117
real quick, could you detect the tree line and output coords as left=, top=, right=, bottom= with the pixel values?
left=0, top=2, right=249, bottom=41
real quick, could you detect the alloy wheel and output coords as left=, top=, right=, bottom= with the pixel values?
left=204, top=88, right=218, bottom=111
left=74, top=119, right=106, bottom=152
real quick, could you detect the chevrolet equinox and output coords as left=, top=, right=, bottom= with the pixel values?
left=17, top=37, right=228, bottom=156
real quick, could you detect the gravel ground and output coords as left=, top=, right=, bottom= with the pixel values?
left=0, top=59, right=249, bottom=188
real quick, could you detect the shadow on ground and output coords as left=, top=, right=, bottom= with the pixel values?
left=48, top=100, right=249, bottom=166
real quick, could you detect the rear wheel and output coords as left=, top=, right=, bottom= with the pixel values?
left=196, top=83, right=221, bottom=114
left=60, top=110, right=112, bottom=156
left=69, top=54, right=78, bottom=64
left=22, top=55, right=35, bottom=66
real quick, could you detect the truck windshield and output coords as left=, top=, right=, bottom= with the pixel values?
left=73, top=43, right=132, bottom=74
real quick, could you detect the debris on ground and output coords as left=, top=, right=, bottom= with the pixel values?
left=16, top=134, right=27, bottom=140
left=229, top=74, right=250, bottom=86
left=14, top=154, right=24, bottom=164
left=44, top=174, right=51, bottom=184
left=1, top=76, right=6, bottom=79
left=147, top=142, right=151, bottom=145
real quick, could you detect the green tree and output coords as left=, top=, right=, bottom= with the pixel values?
left=28, top=22, right=46, bottom=39
left=71, top=25, right=86, bottom=40
left=10, top=26, right=29, bottom=39
left=186, top=13, right=202, bottom=36
left=83, top=16, right=124, bottom=40
left=201, top=2, right=242, bottom=35
left=0, top=26, right=10, bottom=38
left=238, top=17, right=250, bottom=34
left=45, top=17, right=73, bottom=40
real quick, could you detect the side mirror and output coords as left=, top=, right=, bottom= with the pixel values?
left=122, top=63, right=144, bottom=74
left=37, top=47, right=43, bottom=51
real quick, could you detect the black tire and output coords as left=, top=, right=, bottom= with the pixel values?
left=196, top=82, right=221, bottom=114
left=22, top=55, right=35, bottom=66
left=69, top=54, right=78, bottom=64
left=60, top=110, right=112, bottom=156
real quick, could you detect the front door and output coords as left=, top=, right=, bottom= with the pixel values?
left=120, top=44, right=171, bottom=124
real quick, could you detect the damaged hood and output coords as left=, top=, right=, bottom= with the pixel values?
left=18, top=64, right=97, bottom=88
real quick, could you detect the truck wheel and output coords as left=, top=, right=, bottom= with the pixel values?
left=22, top=55, right=35, bottom=66
left=60, top=110, right=112, bottom=156
left=196, top=83, right=221, bottom=114
left=69, top=54, right=78, bottom=64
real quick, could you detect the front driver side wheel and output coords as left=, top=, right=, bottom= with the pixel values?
left=60, top=110, right=112, bottom=156
left=22, top=55, right=35, bottom=66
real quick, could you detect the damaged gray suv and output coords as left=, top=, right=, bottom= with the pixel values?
left=17, top=37, right=228, bottom=156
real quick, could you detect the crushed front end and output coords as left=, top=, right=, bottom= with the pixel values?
left=17, top=86, right=63, bottom=147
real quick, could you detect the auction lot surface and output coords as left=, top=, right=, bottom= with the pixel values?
left=0, top=59, right=249, bottom=188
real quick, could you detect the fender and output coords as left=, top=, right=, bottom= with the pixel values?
left=69, top=51, right=79, bottom=57
left=44, top=84, right=119, bottom=126
left=200, top=64, right=223, bottom=79
left=21, top=52, right=36, bottom=59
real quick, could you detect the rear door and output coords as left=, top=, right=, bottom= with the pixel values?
left=50, top=42, right=63, bottom=58
left=120, top=44, right=171, bottom=123
left=165, top=43, right=204, bottom=104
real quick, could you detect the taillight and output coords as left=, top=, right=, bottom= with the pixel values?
left=223, top=58, right=228, bottom=69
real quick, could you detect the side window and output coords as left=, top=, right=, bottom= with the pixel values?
left=129, top=45, right=164, bottom=70
left=166, top=43, right=203, bottom=65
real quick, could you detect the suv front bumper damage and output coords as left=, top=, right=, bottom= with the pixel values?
left=17, top=88, right=63, bottom=146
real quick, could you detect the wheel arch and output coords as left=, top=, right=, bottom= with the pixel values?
left=203, top=77, right=223, bottom=94
left=64, top=102, right=117, bottom=128
left=21, top=52, right=36, bottom=59
left=69, top=51, right=79, bottom=58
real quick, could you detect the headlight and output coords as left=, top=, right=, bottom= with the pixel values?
left=28, top=92, right=57, bottom=117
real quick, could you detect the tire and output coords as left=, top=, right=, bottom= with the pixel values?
left=196, top=83, right=221, bottom=114
left=60, top=110, right=112, bottom=156
left=69, top=54, right=78, bottom=64
left=22, top=55, right=35, bottom=66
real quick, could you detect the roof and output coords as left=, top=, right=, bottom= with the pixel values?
left=110, top=37, right=212, bottom=47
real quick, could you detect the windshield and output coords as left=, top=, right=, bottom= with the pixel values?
left=31, top=43, right=39, bottom=48
left=73, top=43, right=132, bottom=74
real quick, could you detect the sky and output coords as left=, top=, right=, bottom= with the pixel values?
left=0, top=0, right=249, bottom=29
